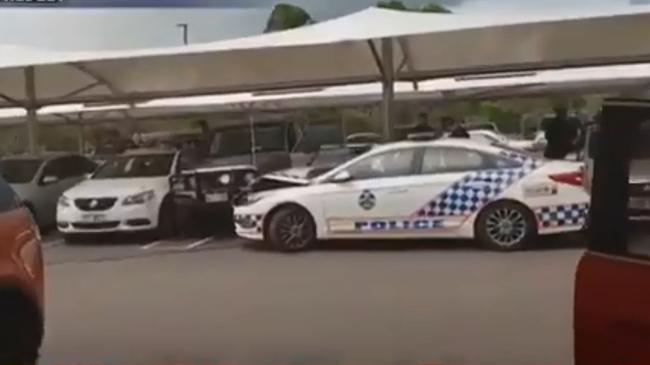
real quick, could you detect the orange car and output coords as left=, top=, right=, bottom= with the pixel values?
left=0, top=176, right=44, bottom=365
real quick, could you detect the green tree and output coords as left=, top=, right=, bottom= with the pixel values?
left=264, top=3, right=314, bottom=33
left=377, top=1, right=451, bottom=13
left=377, top=0, right=408, bottom=10
left=420, top=3, right=452, bottom=13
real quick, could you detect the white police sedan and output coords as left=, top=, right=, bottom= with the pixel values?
left=234, top=139, right=589, bottom=251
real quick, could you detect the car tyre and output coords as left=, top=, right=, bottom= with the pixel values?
left=0, top=290, right=43, bottom=365
left=267, top=206, right=316, bottom=252
left=475, top=201, right=537, bottom=251
left=156, top=196, right=177, bottom=239
left=63, top=233, right=85, bottom=245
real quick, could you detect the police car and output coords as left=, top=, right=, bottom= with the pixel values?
left=233, top=139, right=589, bottom=251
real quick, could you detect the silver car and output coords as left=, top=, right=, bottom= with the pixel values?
left=0, top=154, right=97, bottom=227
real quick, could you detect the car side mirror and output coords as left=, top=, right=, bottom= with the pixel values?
left=331, top=170, right=352, bottom=183
left=41, top=175, right=59, bottom=185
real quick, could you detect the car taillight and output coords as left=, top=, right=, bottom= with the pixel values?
left=549, top=171, right=584, bottom=187
left=580, top=165, right=591, bottom=193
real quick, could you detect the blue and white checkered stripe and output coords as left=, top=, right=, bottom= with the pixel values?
left=234, top=214, right=264, bottom=233
left=499, top=151, right=541, bottom=170
left=413, top=151, right=542, bottom=218
left=534, top=203, right=589, bottom=229
left=415, top=167, right=534, bottom=218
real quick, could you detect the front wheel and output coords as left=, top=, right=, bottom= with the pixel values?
left=475, top=201, right=537, bottom=251
left=267, top=206, right=316, bottom=252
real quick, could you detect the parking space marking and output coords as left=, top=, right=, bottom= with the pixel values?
left=141, top=240, right=166, bottom=250
left=43, top=238, right=64, bottom=248
left=184, top=236, right=214, bottom=250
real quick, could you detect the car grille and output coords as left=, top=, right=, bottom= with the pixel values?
left=74, top=198, right=118, bottom=211
left=71, top=222, right=120, bottom=230
left=197, top=169, right=257, bottom=191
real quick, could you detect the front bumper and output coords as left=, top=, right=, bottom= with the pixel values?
left=57, top=203, right=158, bottom=234
left=233, top=206, right=264, bottom=240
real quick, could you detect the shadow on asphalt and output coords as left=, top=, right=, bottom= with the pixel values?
left=242, top=233, right=586, bottom=253
left=62, top=222, right=236, bottom=247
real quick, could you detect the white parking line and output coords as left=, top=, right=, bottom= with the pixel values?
left=141, top=240, right=166, bottom=250
left=43, top=238, right=64, bottom=248
left=184, top=237, right=214, bottom=250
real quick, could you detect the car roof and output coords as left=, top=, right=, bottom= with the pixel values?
left=371, top=138, right=501, bottom=154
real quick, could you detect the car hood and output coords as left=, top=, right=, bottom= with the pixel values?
left=265, top=167, right=314, bottom=184
left=64, top=177, right=169, bottom=198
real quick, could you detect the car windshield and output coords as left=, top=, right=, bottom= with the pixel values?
left=92, top=154, right=173, bottom=179
left=293, top=124, right=345, bottom=152
left=211, top=125, right=286, bottom=157
left=494, top=144, right=537, bottom=159
left=0, top=159, right=43, bottom=184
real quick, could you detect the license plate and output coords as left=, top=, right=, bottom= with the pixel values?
left=81, top=214, right=106, bottom=223
left=205, top=193, right=228, bottom=203
left=629, top=197, right=650, bottom=210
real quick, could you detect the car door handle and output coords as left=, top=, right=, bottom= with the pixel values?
left=388, top=188, right=408, bottom=194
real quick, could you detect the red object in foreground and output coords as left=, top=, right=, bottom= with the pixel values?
left=0, top=179, right=44, bottom=365
left=575, top=252, right=650, bottom=365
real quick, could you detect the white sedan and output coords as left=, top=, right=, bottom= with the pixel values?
left=234, top=139, right=589, bottom=251
left=57, top=149, right=179, bottom=242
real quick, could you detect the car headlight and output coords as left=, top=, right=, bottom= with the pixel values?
left=122, top=190, right=155, bottom=205
left=244, top=172, right=257, bottom=185
left=58, top=195, right=70, bottom=208
left=219, top=173, right=231, bottom=185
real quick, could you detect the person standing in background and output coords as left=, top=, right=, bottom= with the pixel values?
left=412, top=112, right=434, bottom=133
left=449, top=118, right=470, bottom=138
left=543, top=104, right=581, bottom=159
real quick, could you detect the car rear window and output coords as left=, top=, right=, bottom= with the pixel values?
left=0, top=159, right=43, bottom=184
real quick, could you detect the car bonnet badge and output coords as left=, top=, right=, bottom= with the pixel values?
left=358, top=190, right=376, bottom=210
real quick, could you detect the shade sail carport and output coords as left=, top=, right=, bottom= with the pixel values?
left=5, top=5, right=650, bottom=152
left=4, top=62, right=650, bottom=128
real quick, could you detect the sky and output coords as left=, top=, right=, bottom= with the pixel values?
left=0, top=0, right=639, bottom=51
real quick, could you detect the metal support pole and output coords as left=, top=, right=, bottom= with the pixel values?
left=248, top=112, right=257, bottom=167
left=78, top=122, right=86, bottom=154
left=177, top=23, right=189, bottom=45
left=24, top=66, right=38, bottom=155
left=380, top=38, right=395, bottom=142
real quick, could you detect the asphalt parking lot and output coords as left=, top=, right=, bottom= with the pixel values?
left=40, top=232, right=583, bottom=365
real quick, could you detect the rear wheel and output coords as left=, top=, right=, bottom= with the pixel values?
left=475, top=201, right=537, bottom=251
left=0, top=289, right=43, bottom=365
left=267, top=206, right=316, bottom=252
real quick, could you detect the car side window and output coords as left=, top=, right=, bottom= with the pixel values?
left=41, top=158, right=67, bottom=181
left=421, top=148, right=496, bottom=174
left=67, top=156, right=97, bottom=177
left=0, top=177, right=18, bottom=213
left=346, top=149, right=416, bottom=181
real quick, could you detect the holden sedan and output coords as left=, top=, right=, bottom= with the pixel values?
left=57, top=149, right=179, bottom=242
left=234, top=139, right=589, bottom=251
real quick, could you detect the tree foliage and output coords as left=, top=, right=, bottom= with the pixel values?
left=419, top=3, right=452, bottom=13
left=377, top=1, right=451, bottom=13
left=376, top=0, right=408, bottom=10
left=264, top=3, right=314, bottom=33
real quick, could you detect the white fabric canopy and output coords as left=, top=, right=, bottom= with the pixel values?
left=2, top=62, right=650, bottom=127
left=3, top=6, right=650, bottom=108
